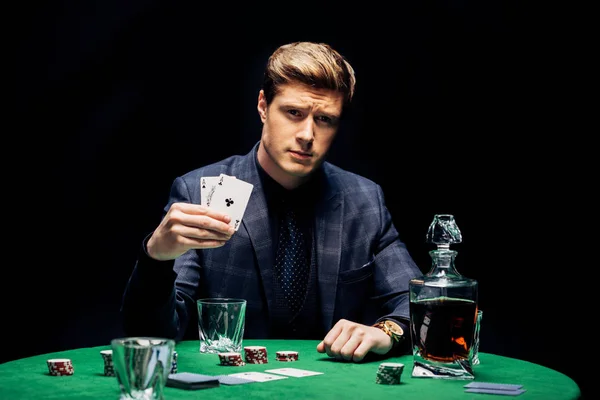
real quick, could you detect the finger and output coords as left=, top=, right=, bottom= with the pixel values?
left=178, top=236, right=228, bottom=250
left=170, top=210, right=235, bottom=237
left=338, top=334, right=362, bottom=361
left=174, top=221, right=233, bottom=241
left=327, top=327, right=352, bottom=359
left=193, top=240, right=228, bottom=249
left=351, top=338, right=374, bottom=362
left=171, top=202, right=232, bottom=224
left=320, top=323, right=343, bottom=358
left=316, top=341, right=325, bottom=353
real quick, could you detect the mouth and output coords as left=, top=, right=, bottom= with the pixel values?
left=289, top=150, right=312, bottom=160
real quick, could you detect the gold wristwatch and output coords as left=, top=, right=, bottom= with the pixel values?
left=372, top=320, right=405, bottom=344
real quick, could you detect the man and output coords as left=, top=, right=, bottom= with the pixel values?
left=121, top=41, right=423, bottom=362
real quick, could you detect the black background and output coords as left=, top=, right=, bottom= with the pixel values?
left=9, top=1, right=593, bottom=398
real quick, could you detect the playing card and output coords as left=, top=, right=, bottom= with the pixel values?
left=215, top=375, right=255, bottom=385
left=228, top=371, right=288, bottom=382
left=264, top=367, right=324, bottom=377
left=166, top=372, right=220, bottom=390
left=207, top=174, right=253, bottom=231
left=464, top=382, right=523, bottom=391
left=465, top=388, right=526, bottom=396
left=200, top=176, right=219, bottom=207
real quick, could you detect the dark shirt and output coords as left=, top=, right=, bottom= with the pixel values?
left=254, top=154, right=325, bottom=339
left=255, top=158, right=319, bottom=254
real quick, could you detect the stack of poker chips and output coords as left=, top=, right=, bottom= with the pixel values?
left=218, top=352, right=246, bottom=366
left=170, top=350, right=178, bottom=373
left=47, top=358, right=74, bottom=376
left=243, top=346, right=268, bottom=364
left=100, top=350, right=115, bottom=376
left=275, top=351, right=299, bottom=362
left=375, top=362, right=404, bottom=385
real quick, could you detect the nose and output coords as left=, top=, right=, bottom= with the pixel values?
left=296, top=118, right=315, bottom=143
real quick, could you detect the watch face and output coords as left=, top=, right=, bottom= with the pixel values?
left=385, top=321, right=404, bottom=335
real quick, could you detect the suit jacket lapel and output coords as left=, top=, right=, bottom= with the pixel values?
left=231, top=144, right=275, bottom=319
left=315, top=171, right=343, bottom=331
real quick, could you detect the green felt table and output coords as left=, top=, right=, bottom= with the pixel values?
left=0, top=339, right=581, bottom=399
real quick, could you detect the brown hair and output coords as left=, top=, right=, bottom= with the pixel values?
left=261, top=42, right=356, bottom=108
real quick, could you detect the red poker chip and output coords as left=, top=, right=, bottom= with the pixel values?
left=244, top=346, right=268, bottom=364
left=218, top=352, right=246, bottom=366
left=275, top=350, right=299, bottom=361
left=47, top=358, right=74, bottom=376
left=275, top=351, right=298, bottom=357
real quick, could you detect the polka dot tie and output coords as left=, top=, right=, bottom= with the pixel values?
left=275, top=207, right=309, bottom=315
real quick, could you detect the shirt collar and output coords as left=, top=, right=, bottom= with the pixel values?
left=254, top=151, right=321, bottom=208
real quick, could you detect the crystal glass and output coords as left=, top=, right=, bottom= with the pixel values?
left=197, top=298, right=246, bottom=353
left=409, top=214, right=478, bottom=379
left=111, top=337, right=175, bottom=400
left=471, top=309, right=483, bottom=365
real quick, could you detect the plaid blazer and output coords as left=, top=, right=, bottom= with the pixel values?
left=122, top=142, right=423, bottom=341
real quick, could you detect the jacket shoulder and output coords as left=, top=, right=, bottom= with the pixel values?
left=322, top=162, right=380, bottom=192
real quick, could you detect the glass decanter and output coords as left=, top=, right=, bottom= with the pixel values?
left=409, top=214, right=478, bottom=379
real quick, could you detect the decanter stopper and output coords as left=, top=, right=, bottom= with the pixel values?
left=426, top=214, right=462, bottom=249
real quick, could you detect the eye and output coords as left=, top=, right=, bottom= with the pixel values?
left=288, top=109, right=301, bottom=117
left=317, top=115, right=339, bottom=127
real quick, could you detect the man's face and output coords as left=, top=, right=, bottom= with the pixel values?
left=257, top=82, right=344, bottom=189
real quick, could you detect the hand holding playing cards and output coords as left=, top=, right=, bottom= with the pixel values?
left=316, top=319, right=393, bottom=362
left=146, top=202, right=236, bottom=261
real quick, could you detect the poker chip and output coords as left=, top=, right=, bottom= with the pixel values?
left=244, top=346, right=268, bottom=364
left=375, top=362, right=404, bottom=385
left=218, top=352, right=246, bottom=366
left=100, top=350, right=114, bottom=376
left=171, top=350, right=178, bottom=373
left=47, top=358, right=74, bottom=376
left=275, top=350, right=299, bottom=362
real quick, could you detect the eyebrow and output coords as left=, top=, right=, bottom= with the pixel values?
left=280, top=102, right=341, bottom=120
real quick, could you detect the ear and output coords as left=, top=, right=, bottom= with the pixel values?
left=257, top=90, right=267, bottom=122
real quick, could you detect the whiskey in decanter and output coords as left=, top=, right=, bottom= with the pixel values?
left=409, top=214, right=478, bottom=379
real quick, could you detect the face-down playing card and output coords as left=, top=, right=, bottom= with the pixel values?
left=464, top=382, right=526, bottom=396
left=166, top=372, right=220, bottom=390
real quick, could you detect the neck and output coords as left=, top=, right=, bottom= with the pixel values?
left=257, top=141, right=310, bottom=190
